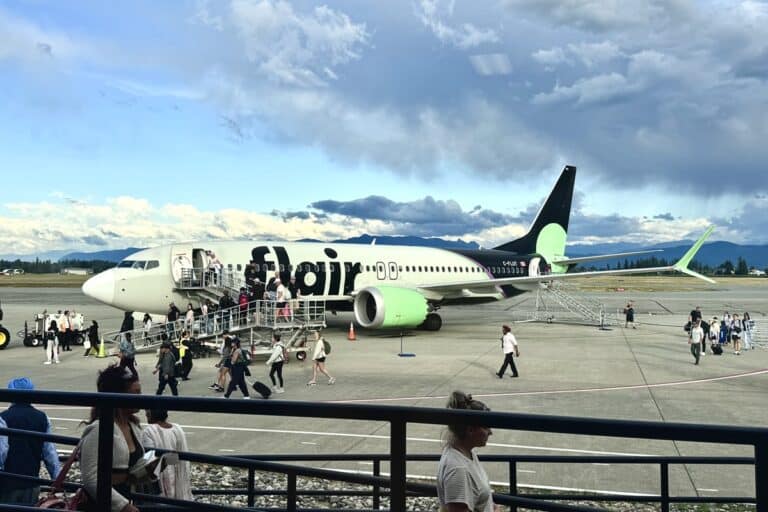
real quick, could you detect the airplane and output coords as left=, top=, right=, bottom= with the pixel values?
left=82, top=165, right=714, bottom=331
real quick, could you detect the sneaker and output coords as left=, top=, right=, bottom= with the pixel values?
left=54, top=360, right=60, bottom=364
left=44, top=361, right=52, bottom=365
left=328, top=377, right=336, bottom=385
left=208, top=383, right=219, bottom=390
left=701, top=352, right=706, bottom=357
left=243, top=396, right=251, bottom=400
left=307, top=381, right=317, bottom=386
left=496, top=372, right=503, bottom=379
left=275, top=387, right=285, bottom=394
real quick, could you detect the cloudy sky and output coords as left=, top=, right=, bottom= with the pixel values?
left=2, top=0, right=767, bottom=256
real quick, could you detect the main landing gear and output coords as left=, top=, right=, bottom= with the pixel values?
left=420, top=312, right=442, bottom=331
left=0, top=302, right=10, bottom=350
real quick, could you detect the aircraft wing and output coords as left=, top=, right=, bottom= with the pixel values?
left=420, top=226, right=715, bottom=294
left=552, top=249, right=663, bottom=266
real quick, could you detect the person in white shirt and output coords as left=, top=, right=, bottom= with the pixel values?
left=436, top=391, right=499, bottom=512
left=496, top=325, right=519, bottom=378
left=689, top=319, right=704, bottom=365
left=141, top=409, right=193, bottom=502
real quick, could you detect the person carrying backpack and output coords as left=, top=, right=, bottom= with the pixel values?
left=224, top=337, right=250, bottom=399
left=307, top=332, right=335, bottom=386
left=266, top=332, right=286, bottom=393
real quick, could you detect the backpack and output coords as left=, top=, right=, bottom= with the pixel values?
left=239, top=348, right=251, bottom=366
left=281, top=344, right=289, bottom=363
left=322, top=339, right=331, bottom=355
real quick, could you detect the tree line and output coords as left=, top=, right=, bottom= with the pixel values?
left=0, top=258, right=116, bottom=274
left=578, top=256, right=765, bottom=275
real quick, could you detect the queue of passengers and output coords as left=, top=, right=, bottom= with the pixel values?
left=686, top=306, right=756, bottom=364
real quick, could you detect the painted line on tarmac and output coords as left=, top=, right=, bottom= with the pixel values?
left=326, top=368, right=768, bottom=404
left=46, top=416, right=656, bottom=457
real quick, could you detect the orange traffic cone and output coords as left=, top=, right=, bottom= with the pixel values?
left=347, top=322, right=356, bottom=341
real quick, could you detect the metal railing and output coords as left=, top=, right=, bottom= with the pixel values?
left=102, top=299, right=327, bottom=351
left=1, top=389, right=767, bottom=511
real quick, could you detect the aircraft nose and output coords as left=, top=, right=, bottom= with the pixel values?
left=82, top=270, right=116, bottom=305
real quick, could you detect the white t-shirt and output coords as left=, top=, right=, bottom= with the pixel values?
left=690, top=326, right=704, bottom=345
left=502, top=332, right=518, bottom=354
left=436, top=446, right=493, bottom=512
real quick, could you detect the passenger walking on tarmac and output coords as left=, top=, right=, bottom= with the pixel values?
left=689, top=319, right=704, bottom=365
left=141, top=409, right=193, bottom=501
left=496, top=325, right=519, bottom=378
left=44, top=320, right=60, bottom=365
left=436, top=391, right=498, bottom=512
left=209, top=333, right=232, bottom=392
left=0, top=377, right=61, bottom=506
left=59, top=310, right=72, bottom=351
left=224, top=337, right=250, bottom=399
left=119, top=311, right=134, bottom=345
left=266, top=333, right=286, bottom=393
left=166, top=303, right=181, bottom=340
left=731, top=313, right=743, bottom=355
left=178, top=331, right=193, bottom=380
left=142, top=313, right=153, bottom=346
left=308, top=332, right=335, bottom=386
left=623, top=302, right=636, bottom=329
left=154, top=342, right=179, bottom=396
left=84, top=320, right=98, bottom=357
left=118, top=332, right=138, bottom=378
left=743, top=312, right=753, bottom=350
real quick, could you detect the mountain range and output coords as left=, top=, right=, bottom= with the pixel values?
left=3, top=237, right=767, bottom=269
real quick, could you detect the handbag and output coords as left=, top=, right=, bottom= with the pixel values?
left=36, top=445, right=92, bottom=510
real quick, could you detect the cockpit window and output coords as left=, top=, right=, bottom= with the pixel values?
left=117, top=260, right=136, bottom=268
left=146, top=260, right=159, bottom=270
left=131, top=261, right=147, bottom=270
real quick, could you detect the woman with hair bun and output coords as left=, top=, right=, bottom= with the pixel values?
left=436, top=391, right=499, bottom=512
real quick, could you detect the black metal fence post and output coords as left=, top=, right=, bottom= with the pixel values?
left=508, top=460, right=518, bottom=512
left=390, top=419, right=407, bottom=511
left=97, top=407, right=114, bottom=512
left=660, top=462, right=669, bottom=512
left=756, top=438, right=768, bottom=512
left=373, top=459, right=381, bottom=510
left=247, top=467, right=255, bottom=507
left=287, top=472, right=297, bottom=511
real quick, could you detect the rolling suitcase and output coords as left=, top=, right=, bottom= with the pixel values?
left=712, top=344, right=723, bottom=355
left=251, top=380, right=272, bottom=399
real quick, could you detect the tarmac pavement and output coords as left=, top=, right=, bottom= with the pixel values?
left=0, top=283, right=766, bottom=500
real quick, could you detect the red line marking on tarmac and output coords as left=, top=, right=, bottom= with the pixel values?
left=327, top=368, right=768, bottom=404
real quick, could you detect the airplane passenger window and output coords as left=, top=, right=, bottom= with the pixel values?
left=146, top=261, right=159, bottom=270
left=236, top=264, right=242, bottom=271
left=117, top=260, right=135, bottom=268
left=399, top=266, right=403, bottom=272
left=366, top=265, right=370, bottom=272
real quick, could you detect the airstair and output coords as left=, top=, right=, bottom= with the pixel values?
left=102, top=298, right=327, bottom=360
left=750, top=319, right=767, bottom=349
left=176, top=267, right=248, bottom=305
left=514, top=281, right=618, bottom=327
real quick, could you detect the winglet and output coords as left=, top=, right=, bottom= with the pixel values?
left=673, top=226, right=716, bottom=284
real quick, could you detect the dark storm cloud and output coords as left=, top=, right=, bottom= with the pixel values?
left=653, top=213, right=675, bottom=221
left=310, top=195, right=520, bottom=236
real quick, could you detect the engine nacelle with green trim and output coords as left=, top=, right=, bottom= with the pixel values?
left=353, top=286, right=429, bottom=329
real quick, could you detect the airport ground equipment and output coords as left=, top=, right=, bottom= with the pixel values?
left=750, top=318, right=767, bottom=349
left=511, top=281, right=618, bottom=327
left=102, top=297, right=326, bottom=361
left=0, top=300, right=9, bottom=349
left=17, top=312, right=87, bottom=347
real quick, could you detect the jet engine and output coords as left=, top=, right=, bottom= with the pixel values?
left=353, top=286, right=429, bottom=329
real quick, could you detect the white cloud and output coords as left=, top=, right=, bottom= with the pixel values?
left=469, top=53, right=512, bottom=76
left=568, top=40, right=622, bottom=67
left=416, top=0, right=499, bottom=49
left=223, top=0, right=369, bottom=87
left=532, top=72, right=636, bottom=105
left=531, top=47, right=570, bottom=68
left=0, top=7, right=86, bottom=64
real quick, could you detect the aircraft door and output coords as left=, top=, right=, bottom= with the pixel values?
left=528, top=257, right=541, bottom=278
left=171, top=245, right=194, bottom=284
left=376, top=261, right=386, bottom=280
left=388, top=262, right=398, bottom=280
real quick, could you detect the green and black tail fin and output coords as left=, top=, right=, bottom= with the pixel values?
left=494, top=165, right=576, bottom=256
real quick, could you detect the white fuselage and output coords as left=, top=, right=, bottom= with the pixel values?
left=82, top=241, right=542, bottom=315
